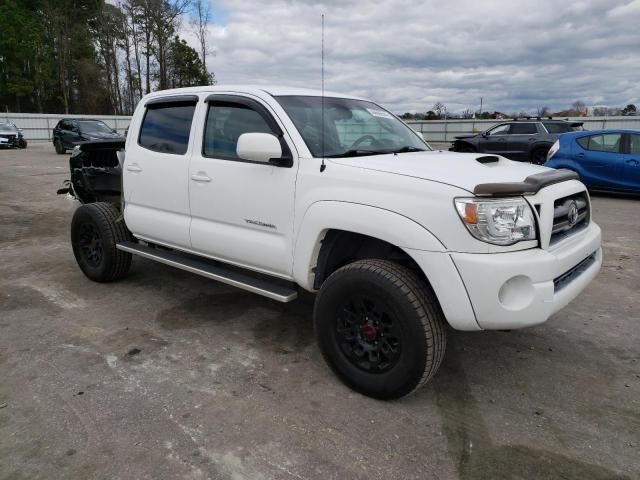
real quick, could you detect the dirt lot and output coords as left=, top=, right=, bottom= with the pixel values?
left=1, top=144, right=638, bottom=480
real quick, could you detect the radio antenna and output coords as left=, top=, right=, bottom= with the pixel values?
left=320, top=13, right=326, bottom=172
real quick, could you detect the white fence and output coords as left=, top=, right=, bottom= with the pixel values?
left=1, top=112, right=131, bottom=142
left=407, top=116, right=640, bottom=143
left=3, top=112, right=640, bottom=144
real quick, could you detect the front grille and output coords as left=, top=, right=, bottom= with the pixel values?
left=0, top=134, right=16, bottom=146
left=554, top=251, right=597, bottom=292
left=549, top=192, right=589, bottom=245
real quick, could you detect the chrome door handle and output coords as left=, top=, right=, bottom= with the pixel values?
left=191, top=173, right=212, bottom=182
left=126, top=164, right=142, bottom=172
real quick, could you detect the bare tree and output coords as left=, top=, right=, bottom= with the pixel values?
left=537, top=106, right=550, bottom=117
left=191, top=0, right=210, bottom=68
left=572, top=100, right=587, bottom=114
left=432, top=102, right=445, bottom=119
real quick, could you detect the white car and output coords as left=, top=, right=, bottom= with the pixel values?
left=61, top=85, right=602, bottom=399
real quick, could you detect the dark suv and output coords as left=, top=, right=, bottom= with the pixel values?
left=450, top=118, right=583, bottom=164
left=53, top=119, right=124, bottom=154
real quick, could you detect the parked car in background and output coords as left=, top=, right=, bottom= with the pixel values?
left=53, top=118, right=123, bottom=154
left=546, top=129, right=640, bottom=193
left=9, top=123, right=27, bottom=148
left=0, top=122, right=20, bottom=148
left=450, top=118, right=583, bottom=164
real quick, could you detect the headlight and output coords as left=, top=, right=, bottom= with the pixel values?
left=454, top=198, right=537, bottom=245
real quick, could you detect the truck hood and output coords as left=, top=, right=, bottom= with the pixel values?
left=331, top=151, right=549, bottom=193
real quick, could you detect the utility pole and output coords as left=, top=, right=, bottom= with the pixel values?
left=479, top=97, right=483, bottom=116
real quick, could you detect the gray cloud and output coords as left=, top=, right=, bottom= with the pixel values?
left=185, top=0, right=640, bottom=113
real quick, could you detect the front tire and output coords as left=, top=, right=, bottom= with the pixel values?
left=55, top=139, right=65, bottom=154
left=314, top=259, right=447, bottom=400
left=71, top=203, right=132, bottom=282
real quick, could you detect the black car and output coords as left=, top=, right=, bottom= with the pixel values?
left=0, top=123, right=20, bottom=148
left=450, top=118, right=583, bottom=164
left=53, top=118, right=124, bottom=154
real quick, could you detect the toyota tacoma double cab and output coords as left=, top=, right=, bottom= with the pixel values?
left=58, top=86, right=602, bottom=399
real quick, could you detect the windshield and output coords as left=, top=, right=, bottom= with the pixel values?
left=78, top=120, right=114, bottom=134
left=276, top=96, right=431, bottom=157
left=0, top=124, right=17, bottom=133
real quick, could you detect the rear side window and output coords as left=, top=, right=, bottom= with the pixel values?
left=543, top=123, right=569, bottom=134
left=203, top=104, right=275, bottom=160
left=139, top=103, right=196, bottom=154
left=630, top=134, right=640, bottom=154
left=509, top=123, right=537, bottom=134
left=577, top=133, right=622, bottom=153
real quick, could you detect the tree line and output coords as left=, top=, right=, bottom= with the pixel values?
left=0, top=0, right=215, bottom=115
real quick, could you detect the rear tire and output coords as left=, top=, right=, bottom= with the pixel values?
left=313, top=259, right=447, bottom=400
left=55, top=139, right=65, bottom=154
left=530, top=147, right=549, bottom=165
left=71, top=202, right=132, bottom=282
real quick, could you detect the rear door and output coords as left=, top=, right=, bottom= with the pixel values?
left=123, top=95, right=199, bottom=249
left=621, top=133, right=640, bottom=191
left=574, top=133, right=623, bottom=189
left=506, top=122, right=538, bottom=160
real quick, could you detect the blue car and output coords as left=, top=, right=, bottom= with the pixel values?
left=545, top=129, right=640, bottom=193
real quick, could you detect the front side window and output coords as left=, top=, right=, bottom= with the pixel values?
left=585, top=133, right=622, bottom=153
left=487, top=124, right=510, bottom=136
left=203, top=103, right=275, bottom=159
left=276, top=96, right=429, bottom=157
left=509, top=123, right=537, bottom=134
left=139, top=102, right=196, bottom=154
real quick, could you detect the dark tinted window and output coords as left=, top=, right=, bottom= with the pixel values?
left=509, top=123, right=537, bottom=134
left=139, top=103, right=196, bottom=154
left=487, top=124, right=510, bottom=135
left=576, top=137, right=589, bottom=149
left=543, top=122, right=570, bottom=134
left=586, top=133, right=622, bottom=153
left=629, top=134, right=640, bottom=154
left=203, top=104, right=274, bottom=159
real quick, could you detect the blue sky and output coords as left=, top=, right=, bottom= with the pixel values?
left=182, top=0, right=640, bottom=114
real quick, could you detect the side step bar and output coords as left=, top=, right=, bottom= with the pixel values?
left=116, top=241, right=298, bottom=303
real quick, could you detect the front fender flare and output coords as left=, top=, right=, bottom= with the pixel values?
left=292, top=201, right=446, bottom=289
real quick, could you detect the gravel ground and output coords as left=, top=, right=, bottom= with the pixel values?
left=1, top=144, right=638, bottom=480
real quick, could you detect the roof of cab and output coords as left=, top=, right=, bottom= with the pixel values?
left=140, top=84, right=367, bottom=102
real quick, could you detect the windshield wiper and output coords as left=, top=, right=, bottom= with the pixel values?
left=390, top=146, right=427, bottom=154
left=325, top=149, right=389, bottom=158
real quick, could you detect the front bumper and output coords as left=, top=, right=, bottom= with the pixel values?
left=451, top=223, right=602, bottom=330
left=408, top=222, right=601, bottom=331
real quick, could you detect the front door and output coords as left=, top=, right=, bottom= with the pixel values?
left=482, top=124, right=510, bottom=156
left=122, top=96, right=198, bottom=249
left=188, top=95, right=298, bottom=277
left=575, top=132, right=623, bottom=189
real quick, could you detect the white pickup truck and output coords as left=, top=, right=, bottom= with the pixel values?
left=60, top=85, right=602, bottom=399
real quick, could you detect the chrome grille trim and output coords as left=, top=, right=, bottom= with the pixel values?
left=549, top=192, right=590, bottom=246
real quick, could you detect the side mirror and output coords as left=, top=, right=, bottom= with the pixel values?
left=236, top=132, right=283, bottom=164
left=482, top=132, right=489, bottom=138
